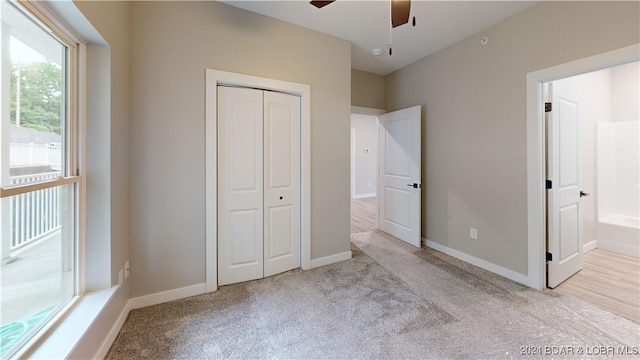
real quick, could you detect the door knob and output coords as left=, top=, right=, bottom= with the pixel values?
left=580, top=191, right=590, bottom=197
left=406, top=183, right=421, bottom=189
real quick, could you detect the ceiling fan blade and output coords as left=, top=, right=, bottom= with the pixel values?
left=310, top=1, right=335, bottom=9
left=391, top=0, right=411, bottom=28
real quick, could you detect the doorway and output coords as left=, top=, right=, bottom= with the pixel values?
left=543, top=61, right=640, bottom=322
left=349, top=106, right=422, bottom=248
left=525, top=43, right=639, bottom=290
left=350, top=111, right=380, bottom=234
left=205, top=69, right=312, bottom=292
left=523, top=44, right=640, bottom=290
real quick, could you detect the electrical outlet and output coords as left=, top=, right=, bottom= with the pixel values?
left=125, top=260, right=130, bottom=279
left=470, top=228, right=478, bottom=239
left=118, top=269, right=124, bottom=286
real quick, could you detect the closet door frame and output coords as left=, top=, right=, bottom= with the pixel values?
left=205, top=69, right=311, bottom=292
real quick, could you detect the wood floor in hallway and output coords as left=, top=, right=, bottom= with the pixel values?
left=554, top=249, right=640, bottom=323
left=350, top=197, right=377, bottom=233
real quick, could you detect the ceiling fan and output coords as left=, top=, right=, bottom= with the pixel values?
left=310, top=0, right=415, bottom=56
left=310, top=0, right=414, bottom=28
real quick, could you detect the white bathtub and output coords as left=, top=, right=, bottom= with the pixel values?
left=596, top=214, right=640, bottom=258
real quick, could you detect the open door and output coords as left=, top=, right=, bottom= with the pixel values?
left=546, top=82, right=583, bottom=288
left=378, top=106, right=421, bottom=247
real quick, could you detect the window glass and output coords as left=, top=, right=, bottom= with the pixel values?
left=0, top=184, right=76, bottom=358
left=3, top=1, right=65, bottom=188
left=0, top=1, right=78, bottom=358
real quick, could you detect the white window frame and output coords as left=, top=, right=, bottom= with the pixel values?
left=0, top=0, right=86, bottom=357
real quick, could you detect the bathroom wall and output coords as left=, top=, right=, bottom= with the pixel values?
left=351, top=114, right=378, bottom=198
left=611, top=62, right=640, bottom=123
left=596, top=120, right=640, bottom=257
left=598, top=121, right=640, bottom=220
left=609, top=62, right=640, bottom=219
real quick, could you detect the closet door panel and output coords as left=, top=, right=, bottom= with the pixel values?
left=218, top=86, right=264, bottom=285
left=263, top=91, right=301, bottom=277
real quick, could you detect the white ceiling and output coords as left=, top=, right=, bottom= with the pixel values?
left=222, top=0, right=537, bottom=75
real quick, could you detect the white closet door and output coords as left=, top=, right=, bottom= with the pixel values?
left=218, top=86, right=264, bottom=286
left=263, top=91, right=301, bottom=277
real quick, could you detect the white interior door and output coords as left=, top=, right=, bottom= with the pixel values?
left=546, top=82, right=583, bottom=288
left=218, top=87, right=301, bottom=286
left=263, top=91, right=300, bottom=277
left=218, top=86, right=264, bottom=285
left=378, top=106, right=421, bottom=247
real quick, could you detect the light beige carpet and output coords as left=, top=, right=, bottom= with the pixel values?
left=106, top=231, right=639, bottom=359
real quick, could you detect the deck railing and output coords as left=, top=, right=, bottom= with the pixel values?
left=9, top=172, right=61, bottom=250
left=9, top=143, right=62, bottom=170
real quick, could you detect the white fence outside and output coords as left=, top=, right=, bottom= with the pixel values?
left=10, top=143, right=62, bottom=169
left=9, top=172, right=61, bottom=251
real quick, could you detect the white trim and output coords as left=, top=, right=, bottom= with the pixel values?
left=24, top=287, right=116, bottom=359
left=350, top=129, right=356, bottom=198
left=352, top=193, right=376, bottom=199
left=95, top=282, right=210, bottom=358
left=583, top=240, right=597, bottom=254
left=425, top=239, right=530, bottom=286
left=310, top=251, right=353, bottom=268
left=526, top=44, right=640, bottom=290
left=206, top=69, right=311, bottom=292
left=18, top=0, right=86, bottom=45
left=128, top=283, right=206, bottom=310
left=77, top=43, right=87, bottom=295
left=93, top=299, right=131, bottom=359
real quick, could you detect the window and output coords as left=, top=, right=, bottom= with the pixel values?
left=0, top=1, right=81, bottom=358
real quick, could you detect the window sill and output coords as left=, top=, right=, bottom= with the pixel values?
left=18, top=286, right=119, bottom=359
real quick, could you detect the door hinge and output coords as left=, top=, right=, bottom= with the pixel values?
left=546, top=252, right=553, bottom=261
left=545, top=102, right=552, bottom=112
left=546, top=180, right=552, bottom=189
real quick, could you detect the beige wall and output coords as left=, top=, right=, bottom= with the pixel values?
left=352, top=69, right=385, bottom=109
left=73, top=1, right=131, bottom=290
left=385, top=1, right=639, bottom=275
left=129, top=1, right=351, bottom=297
left=65, top=1, right=131, bottom=357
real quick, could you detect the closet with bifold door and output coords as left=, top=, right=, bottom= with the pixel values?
left=217, top=86, right=301, bottom=286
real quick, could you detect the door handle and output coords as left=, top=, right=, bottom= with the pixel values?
left=580, top=191, right=590, bottom=197
left=406, top=183, right=421, bottom=189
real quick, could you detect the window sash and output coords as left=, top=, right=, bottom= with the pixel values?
left=0, top=1, right=83, bottom=358
left=1, top=0, right=80, bottom=189
left=0, top=175, right=79, bottom=197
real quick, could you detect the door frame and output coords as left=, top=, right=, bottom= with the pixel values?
left=350, top=129, right=356, bottom=198
left=205, top=69, right=311, bottom=292
left=525, top=44, right=639, bottom=290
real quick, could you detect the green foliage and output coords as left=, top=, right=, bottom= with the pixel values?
left=9, top=61, right=63, bottom=134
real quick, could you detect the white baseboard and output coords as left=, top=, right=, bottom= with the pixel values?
left=582, top=240, right=597, bottom=254
left=425, top=238, right=530, bottom=286
left=128, top=283, right=207, bottom=310
left=93, top=283, right=206, bottom=358
left=352, top=193, right=376, bottom=199
left=94, top=299, right=131, bottom=359
left=311, top=251, right=352, bottom=268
